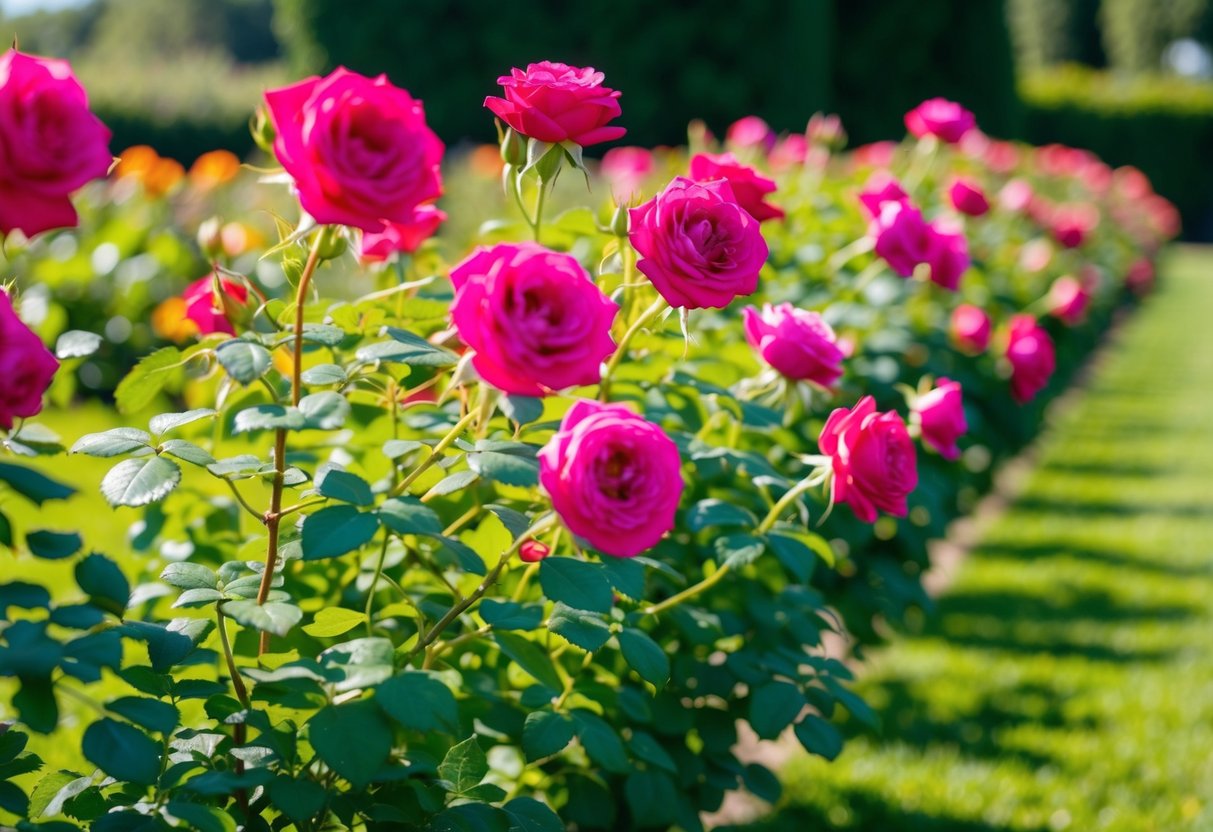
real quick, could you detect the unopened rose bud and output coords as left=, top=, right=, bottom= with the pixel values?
left=519, top=540, right=551, bottom=563
left=317, top=226, right=347, bottom=261
left=609, top=203, right=630, bottom=237
left=500, top=126, right=527, bottom=167
left=197, top=217, right=223, bottom=260
left=250, top=106, right=276, bottom=154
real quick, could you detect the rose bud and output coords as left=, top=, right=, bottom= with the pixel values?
left=1048, top=275, right=1091, bottom=326
left=948, top=177, right=990, bottom=217
left=1005, top=315, right=1056, bottom=404
left=912, top=378, right=967, bottom=460
left=182, top=274, right=249, bottom=337
left=518, top=540, right=551, bottom=563
left=904, top=97, right=976, bottom=144
left=951, top=304, right=991, bottom=354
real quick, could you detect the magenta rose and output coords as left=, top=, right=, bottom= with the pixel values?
left=0, top=290, right=59, bottom=430
left=601, top=146, right=654, bottom=202
left=1048, top=275, right=1091, bottom=326
left=858, top=175, right=909, bottom=219
left=726, top=115, right=775, bottom=152
left=819, top=396, right=917, bottom=523
left=913, top=378, right=967, bottom=460
left=743, top=303, right=845, bottom=387
left=904, top=98, right=976, bottom=144
left=360, top=205, right=446, bottom=263
left=1005, top=315, right=1056, bottom=403
left=449, top=243, right=617, bottom=396
left=927, top=226, right=970, bottom=291
left=484, top=61, right=625, bottom=147
left=951, top=304, right=991, bottom=354
left=183, top=275, right=249, bottom=336
left=689, top=152, right=784, bottom=222
left=538, top=399, right=683, bottom=557
left=871, top=201, right=935, bottom=277
left=629, top=176, right=767, bottom=309
left=265, top=67, right=443, bottom=233
left=948, top=177, right=989, bottom=217
left=1126, top=258, right=1155, bottom=296
left=0, top=49, right=112, bottom=237
left=1050, top=203, right=1098, bottom=249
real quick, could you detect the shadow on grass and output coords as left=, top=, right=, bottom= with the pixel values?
left=977, top=543, right=1213, bottom=579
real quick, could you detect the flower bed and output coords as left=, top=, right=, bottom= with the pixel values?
left=0, top=51, right=1175, bottom=831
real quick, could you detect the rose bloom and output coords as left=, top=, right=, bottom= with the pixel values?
left=265, top=67, right=443, bottom=232
left=913, top=378, right=967, bottom=460
left=850, top=141, right=897, bottom=169
left=1126, top=258, right=1155, bottom=296
left=538, top=399, right=683, bottom=557
left=0, top=290, right=59, bottom=430
left=858, top=174, right=909, bottom=219
left=999, top=179, right=1034, bottom=214
left=1048, top=275, right=1091, bottom=326
left=726, top=115, right=775, bottom=152
left=360, top=205, right=446, bottom=262
left=984, top=139, right=1020, bottom=174
left=871, top=201, right=936, bottom=278
left=1050, top=203, right=1099, bottom=249
left=449, top=243, right=617, bottom=396
left=629, top=176, right=768, bottom=309
left=769, top=134, right=808, bottom=170
left=183, top=275, right=249, bottom=336
left=0, top=49, right=112, bottom=237
left=928, top=226, right=970, bottom=291
left=689, top=152, right=784, bottom=222
left=904, top=97, right=976, bottom=144
left=948, top=177, right=989, bottom=217
left=485, top=61, right=625, bottom=147
left=951, top=304, right=991, bottom=353
left=601, top=146, right=654, bottom=202
left=819, top=396, right=918, bottom=523
left=743, top=303, right=845, bottom=387
left=1005, top=315, right=1056, bottom=404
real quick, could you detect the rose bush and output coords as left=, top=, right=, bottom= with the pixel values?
left=0, top=46, right=1178, bottom=832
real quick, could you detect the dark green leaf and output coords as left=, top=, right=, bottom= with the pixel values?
left=547, top=602, right=610, bottom=652
left=627, top=730, right=677, bottom=772
left=25, top=530, right=82, bottom=560
left=220, top=600, right=302, bottom=637
left=319, top=637, right=394, bottom=691
left=0, top=462, right=75, bottom=504
left=743, top=762, right=782, bottom=803
left=767, top=532, right=817, bottom=582
left=494, top=632, right=561, bottom=690
left=107, top=696, right=180, bottom=734
left=374, top=326, right=459, bottom=365
left=624, top=771, right=678, bottom=827
left=0, top=511, right=10, bottom=548
left=315, top=468, right=372, bottom=506
left=522, top=711, right=574, bottom=762
left=687, top=499, right=757, bottom=532
left=539, top=557, right=612, bottom=614
left=572, top=711, right=630, bottom=773
left=499, top=395, right=544, bottom=426
left=618, top=628, right=670, bottom=687
left=74, top=554, right=129, bottom=615
left=503, top=797, right=563, bottom=832
left=233, top=405, right=304, bottom=433
left=216, top=339, right=271, bottom=385
left=479, top=599, right=542, bottom=631
left=13, top=676, right=58, bottom=732
left=100, top=456, right=181, bottom=507
left=377, top=672, right=459, bottom=734
left=165, top=800, right=238, bottom=832
left=70, top=428, right=152, bottom=458
left=0, top=780, right=27, bottom=816
left=121, top=619, right=212, bottom=672
left=423, top=469, right=480, bottom=499
left=600, top=557, right=645, bottom=600
left=484, top=505, right=531, bottom=540
left=302, top=505, right=379, bottom=559
left=308, top=701, right=391, bottom=790
left=114, top=345, right=182, bottom=414
left=81, top=719, right=160, bottom=785
left=750, top=681, right=804, bottom=740
left=160, top=562, right=218, bottom=590
left=438, top=736, right=488, bottom=794
left=714, top=533, right=766, bottom=569
left=794, top=715, right=843, bottom=760
left=378, top=496, right=443, bottom=536
left=299, top=391, right=350, bottom=430
left=467, top=451, right=538, bottom=487
left=268, top=776, right=327, bottom=824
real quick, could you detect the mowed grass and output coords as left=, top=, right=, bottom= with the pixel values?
left=751, top=245, right=1213, bottom=832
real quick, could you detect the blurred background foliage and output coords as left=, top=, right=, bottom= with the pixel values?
left=1, top=0, right=1211, bottom=237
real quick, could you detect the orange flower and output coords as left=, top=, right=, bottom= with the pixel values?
left=115, top=145, right=184, bottom=197
left=469, top=144, right=505, bottom=179
left=189, top=150, right=242, bottom=191
left=151, top=297, right=199, bottom=342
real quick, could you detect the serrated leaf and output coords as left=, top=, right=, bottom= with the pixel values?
left=159, top=439, right=215, bottom=467
left=423, top=469, right=479, bottom=499
left=70, top=428, right=153, bottom=458
left=539, top=558, right=612, bottom=613
left=233, top=405, right=305, bottom=434
left=687, top=498, right=757, bottom=532
left=714, top=533, right=765, bottom=569
left=164, top=801, right=237, bottom=832
left=160, top=562, right=218, bottom=590
left=300, top=363, right=346, bottom=385
left=499, top=395, right=543, bottom=425
left=221, top=600, right=302, bottom=637
left=363, top=326, right=458, bottom=366
left=115, top=345, right=182, bottom=414
left=547, top=602, right=610, bottom=651
left=302, top=505, right=379, bottom=559
left=299, top=391, right=350, bottom=430
left=378, top=496, right=443, bottom=536
left=618, top=628, right=669, bottom=687
left=572, top=711, right=630, bottom=773
left=149, top=408, right=216, bottom=436
left=494, top=632, right=561, bottom=690
left=268, top=777, right=327, bottom=825
left=173, top=587, right=224, bottom=608
left=315, top=468, right=372, bottom=506
left=216, top=339, right=272, bottom=385
left=439, top=736, right=488, bottom=794
left=479, top=599, right=543, bottom=631
left=522, top=711, right=574, bottom=762
left=467, top=451, right=538, bottom=487
left=75, top=554, right=129, bottom=615
left=55, top=329, right=102, bottom=359
left=101, top=456, right=181, bottom=507
left=0, top=462, right=74, bottom=505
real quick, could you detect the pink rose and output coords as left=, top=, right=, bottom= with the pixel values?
left=858, top=174, right=909, bottom=219
left=1048, top=275, right=1091, bottom=326
left=183, top=275, right=249, bottom=336
left=904, top=98, right=976, bottom=144
left=538, top=400, right=683, bottom=557
left=0, top=49, right=112, bottom=237
left=743, top=303, right=845, bottom=387
left=1050, top=203, right=1098, bottom=249
left=265, top=67, right=444, bottom=233
left=1005, top=315, right=1056, bottom=404
left=951, top=304, right=991, bottom=354
left=948, top=177, right=989, bottom=217
left=629, top=176, right=767, bottom=309
left=484, top=61, right=625, bottom=147
left=449, top=243, right=617, bottom=396
left=770, top=134, right=808, bottom=171
left=726, top=115, right=775, bottom=152
left=871, top=201, right=934, bottom=277
left=999, top=179, right=1034, bottom=214
left=601, top=146, right=655, bottom=203
left=913, top=379, right=966, bottom=460
left=689, top=152, right=784, bottom=222
left=927, top=226, right=970, bottom=291
left=851, top=141, right=897, bottom=169
left=1126, top=258, right=1155, bottom=296
left=806, top=113, right=846, bottom=150
left=819, top=396, right=917, bottom=523
left=359, top=205, right=446, bottom=263
left=0, top=290, right=59, bottom=430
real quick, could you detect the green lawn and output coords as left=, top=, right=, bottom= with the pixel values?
left=751, top=245, right=1213, bottom=832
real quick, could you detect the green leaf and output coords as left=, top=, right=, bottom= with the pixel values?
left=687, top=498, right=758, bottom=532
left=75, top=554, right=129, bottom=615
left=0, top=729, right=28, bottom=764
left=479, top=599, right=542, bottom=631
left=308, top=701, right=391, bottom=790
left=767, top=532, right=818, bottom=582
left=299, top=323, right=346, bottom=346
left=499, top=395, right=544, bottom=426
left=794, top=715, right=843, bottom=761
left=233, top=405, right=305, bottom=433
left=149, top=408, right=217, bottom=436
left=216, top=339, right=272, bottom=385
left=13, top=676, right=58, bottom=733
left=485, top=504, right=531, bottom=540
left=320, top=637, right=394, bottom=691
left=25, top=530, right=82, bottom=560
left=173, top=588, right=224, bottom=608
left=300, top=363, right=347, bottom=386
left=70, top=428, right=153, bottom=457
left=377, top=671, right=460, bottom=734
left=547, top=602, right=610, bottom=652
left=106, top=696, right=180, bottom=734
left=423, top=469, right=480, bottom=499
left=467, top=451, right=539, bottom=487
left=494, top=632, right=561, bottom=690
left=315, top=468, right=372, bottom=506
left=299, top=391, right=350, bottom=430
left=750, top=681, right=805, bottom=740
left=378, top=496, right=443, bottom=536
left=625, top=771, right=679, bottom=827
left=362, top=326, right=458, bottom=366
left=0, top=582, right=52, bottom=614
left=522, top=711, right=574, bottom=761
left=503, top=797, right=564, bottom=832
left=101, top=456, right=181, bottom=507
left=268, top=776, right=327, bottom=824
left=81, top=718, right=160, bottom=785
left=600, top=557, right=645, bottom=600
left=0, top=780, right=27, bottom=816
left=743, top=762, right=782, bottom=803
left=55, top=329, right=102, bottom=359
left=160, top=562, right=218, bottom=590
left=221, top=600, right=302, bottom=637
left=303, top=607, right=367, bottom=638
left=0, top=511, right=9, bottom=548
left=121, top=619, right=211, bottom=672
left=28, top=771, right=79, bottom=817
left=159, top=439, right=215, bottom=467
left=165, top=800, right=238, bottom=832
left=627, top=730, right=677, bottom=772
left=714, top=533, right=766, bottom=569
left=439, top=736, right=488, bottom=794
left=618, top=628, right=670, bottom=687
left=539, top=557, right=612, bottom=613
left=115, top=345, right=182, bottom=414
left=206, top=454, right=263, bottom=478
left=302, top=505, right=379, bottom=559
left=382, top=439, right=423, bottom=459
left=0, top=462, right=75, bottom=504
left=572, top=711, right=630, bottom=773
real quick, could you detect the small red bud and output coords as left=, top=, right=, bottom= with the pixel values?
left=519, top=540, right=551, bottom=563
